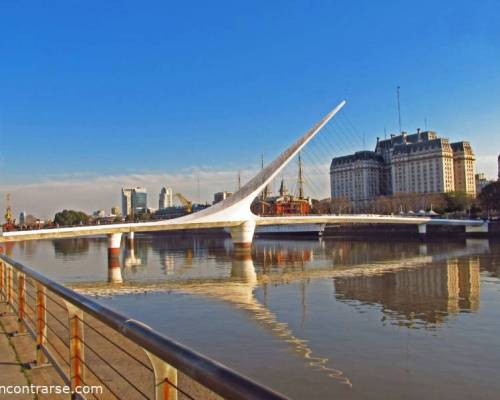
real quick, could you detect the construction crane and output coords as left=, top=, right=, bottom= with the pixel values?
left=3, top=193, right=15, bottom=231
left=175, top=192, right=193, bottom=213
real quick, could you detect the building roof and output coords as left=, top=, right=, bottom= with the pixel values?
left=375, top=131, right=438, bottom=152
left=392, top=138, right=450, bottom=155
left=330, top=151, right=383, bottom=167
left=450, top=141, right=473, bottom=153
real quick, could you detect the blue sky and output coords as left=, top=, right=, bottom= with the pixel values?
left=1, top=1, right=499, bottom=216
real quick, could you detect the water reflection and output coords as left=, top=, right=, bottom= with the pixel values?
left=180, top=251, right=352, bottom=386
left=8, top=235, right=500, bottom=399
left=334, top=257, right=480, bottom=328
left=53, top=238, right=90, bottom=258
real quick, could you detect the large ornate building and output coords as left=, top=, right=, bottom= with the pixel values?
left=330, top=130, right=476, bottom=210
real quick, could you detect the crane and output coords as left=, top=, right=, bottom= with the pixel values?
left=3, top=193, right=15, bottom=231
left=4, top=194, right=12, bottom=223
left=175, top=192, right=193, bottom=213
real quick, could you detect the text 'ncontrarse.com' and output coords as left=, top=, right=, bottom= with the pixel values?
left=0, top=385, right=103, bottom=396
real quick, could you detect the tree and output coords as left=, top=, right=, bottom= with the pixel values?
left=330, top=197, right=353, bottom=214
left=444, top=191, right=474, bottom=213
left=54, top=210, right=90, bottom=226
left=478, top=181, right=500, bottom=215
left=311, top=198, right=332, bottom=214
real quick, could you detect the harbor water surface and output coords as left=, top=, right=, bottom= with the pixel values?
left=9, top=235, right=500, bottom=400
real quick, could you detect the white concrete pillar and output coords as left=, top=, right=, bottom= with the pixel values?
left=418, top=224, right=427, bottom=234
left=107, top=233, right=122, bottom=283
left=230, top=221, right=256, bottom=250
left=108, top=233, right=123, bottom=251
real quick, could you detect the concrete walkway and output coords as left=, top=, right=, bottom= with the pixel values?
left=0, top=303, right=32, bottom=400
left=0, top=301, right=66, bottom=399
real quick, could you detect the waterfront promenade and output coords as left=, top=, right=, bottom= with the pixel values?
left=0, top=301, right=65, bottom=399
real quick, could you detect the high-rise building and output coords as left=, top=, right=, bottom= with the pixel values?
left=122, top=187, right=148, bottom=217
left=213, top=191, right=233, bottom=204
left=159, top=187, right=173, bottom=209
left=451, top=141, right=476, bottom=197
left=19, top=211, right=26, bottom=225
left=330, top=130, right=476, bottom=210
left=132, top=187, right=147, bottom=213
left=498, top=154, right=500, bottom=181
left=475, top=173, right=494, bottom=195
left=330, top=151, right=383, bottom=206
left=122, top=188, right=133, bottom=217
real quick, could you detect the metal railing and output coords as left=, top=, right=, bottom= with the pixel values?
left=0, top=254, right=289, bottom=400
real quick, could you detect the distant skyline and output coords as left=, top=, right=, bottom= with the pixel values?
left=1, top=1, right=499, bottom=217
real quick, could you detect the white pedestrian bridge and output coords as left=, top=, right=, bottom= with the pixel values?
left=0, top=100, right=488, bottom=248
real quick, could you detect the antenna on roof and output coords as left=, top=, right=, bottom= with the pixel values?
left=397, top=86, right=402, bottom=134
left=424, top=117, right=428, bottom=130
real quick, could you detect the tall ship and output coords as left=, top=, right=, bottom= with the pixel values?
left=252, top=154, right=325, bottom=237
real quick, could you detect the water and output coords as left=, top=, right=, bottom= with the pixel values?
left=7, top=235, right=500, bottom=399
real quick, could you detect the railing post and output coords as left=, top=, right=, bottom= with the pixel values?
left=145, top=351, right=178, bottom=400
left=0, top=261, right=4, bottom=300
left=35, top=283, right=47, bottom=365
left=7, top=265, right=13, bottom=307
left=17, top=272, right=26, bottom=333
left=65, top=303, right=85, bottom=394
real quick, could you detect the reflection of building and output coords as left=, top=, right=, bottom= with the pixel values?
left=330, top=131, right=477, bottom=210
left=159, top=187, right=173, bottom=209
left=251, top=240, right=314, bottom=272
left=334, top=257, right=480, bottom=327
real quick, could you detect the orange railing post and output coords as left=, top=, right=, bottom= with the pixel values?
left=0, top=261, right=4, bottom=301
left=17, top=272, right=26, bottom=333
left=7, top=265, right=13, bottom=308
left=35, top=283, right=47, bottom=365
left=66, top=303, right=85, bottom=392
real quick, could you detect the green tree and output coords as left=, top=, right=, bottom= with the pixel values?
left=478, top=181, right=500, bottom=215
left=54, top=210, right=90, bottom=226
left=444, top=191, right=474, bottom=213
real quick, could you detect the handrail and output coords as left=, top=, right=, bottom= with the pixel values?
left=0, top=253, right=289, bottom=400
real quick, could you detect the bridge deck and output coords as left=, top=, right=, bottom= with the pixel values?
left=0, top=215, right=486, bottom=242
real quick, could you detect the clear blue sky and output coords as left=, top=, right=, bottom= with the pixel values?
left=1, top=0, right=499, bottom=186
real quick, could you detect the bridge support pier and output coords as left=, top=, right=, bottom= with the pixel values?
left=418, top=224, right=427, bottom=235
left=107, top=233, right=123, bottom=283
left=230, top=221, right=256, bottom=251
